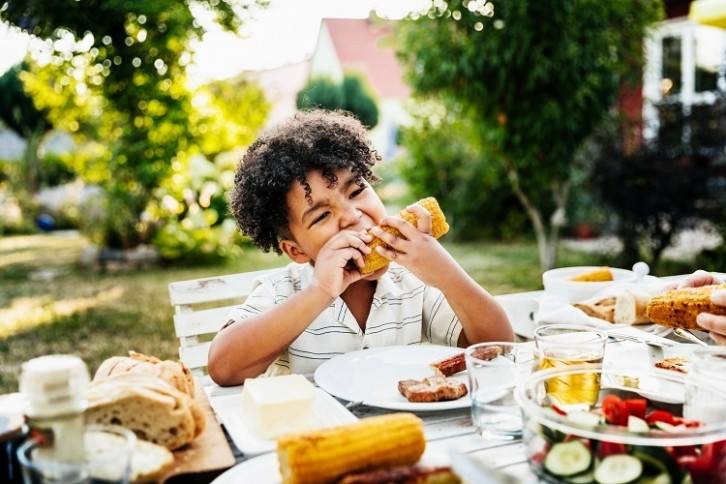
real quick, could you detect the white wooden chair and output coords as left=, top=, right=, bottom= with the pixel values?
left=168, top=267, right=283, bottom=376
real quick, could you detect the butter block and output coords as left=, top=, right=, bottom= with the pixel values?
left=241, top=374, right=315, bottom=439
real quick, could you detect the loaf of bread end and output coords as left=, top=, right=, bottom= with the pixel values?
left=646, top=283, right=726, bottom=330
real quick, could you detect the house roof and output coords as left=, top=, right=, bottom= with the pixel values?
left=322, top=18, right=410, bottom=99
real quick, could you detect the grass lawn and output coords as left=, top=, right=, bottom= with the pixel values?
left=0, top=231, right=616, bottom=393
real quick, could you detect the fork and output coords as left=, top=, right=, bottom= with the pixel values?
left=672, top=328, right=709, bottom=347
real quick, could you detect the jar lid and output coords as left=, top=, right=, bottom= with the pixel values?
left=20, top=355, right=90, bottom=418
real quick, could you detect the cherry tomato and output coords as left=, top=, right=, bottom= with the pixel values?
left=602, top=395, right=629, bottom=426
left=646, top=409, right=677, bottom=426
left=598, top=441, right=627, bottom=457
left=623, top=398, right=647, bottom=419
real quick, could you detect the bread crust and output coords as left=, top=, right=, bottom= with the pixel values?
left=94, top=351, right=195, bottom=398
left=646, top=284, right=726, bottom=330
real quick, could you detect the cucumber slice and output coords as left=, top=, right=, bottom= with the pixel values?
left=595, top=455, right=643, bottom=484
left=627, top=416, right=650, bottom=433
left=631, top=452, right=668, bottom=476
left=545, top=441, right=593, bottom=477
left=567, top=411, right=602, bottom=429
left=567, top=471, right=596, bottom=483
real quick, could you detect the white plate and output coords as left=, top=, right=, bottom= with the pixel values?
left=314, top=345, right=471, bottom=411
left=210, top=388, right=357, bottom=456
left=211, top=447, right=450, bottom=484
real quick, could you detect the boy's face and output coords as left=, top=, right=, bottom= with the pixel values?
left=281, top=169, right=388, bottom=278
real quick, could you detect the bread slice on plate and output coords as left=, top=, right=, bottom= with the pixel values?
left=85, top=373, right=202, bottom=450
left=573, top=297, right=616, bottom=323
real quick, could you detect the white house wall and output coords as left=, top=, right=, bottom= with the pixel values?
left=310, top=23, right=344, bottom=82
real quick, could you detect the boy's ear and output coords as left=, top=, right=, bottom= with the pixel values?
left=279, top=239, right=311, bottom=264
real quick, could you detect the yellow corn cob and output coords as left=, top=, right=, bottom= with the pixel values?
left=361, top=197, right=450, bottom=274
left=277, top=413, right=426, bottom=484
left=569, top=267, right=614, bottom=282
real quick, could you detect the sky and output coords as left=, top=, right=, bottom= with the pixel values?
left=0, top=0, right=428, bottom=85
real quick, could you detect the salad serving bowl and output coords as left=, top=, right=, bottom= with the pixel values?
left=515, top=364, right=726, bottom=484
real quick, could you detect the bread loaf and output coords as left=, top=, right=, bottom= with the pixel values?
left=646, top=284, right=726, bottom=330
left=614, top=290, right=651, bottom=325
left=574, top=297, right=616, bottom=323
left=94, top=351, right=195, bottom=398
left=85, top=373, right=203, bottom=450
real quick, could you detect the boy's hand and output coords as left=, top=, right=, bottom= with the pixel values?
left=312, top=230, right=372, bottom=299
left=370, top=204, right=458, bottom=288
left=677, top=270, right=726, bottom=345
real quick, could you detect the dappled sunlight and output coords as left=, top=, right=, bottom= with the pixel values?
left=0, top=286, right=125, bottom=338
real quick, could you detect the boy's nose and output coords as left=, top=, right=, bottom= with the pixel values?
left=340, top=205, right=363, bottom=229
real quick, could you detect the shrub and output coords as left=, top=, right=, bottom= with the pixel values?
left=297, top=74, right=379, bottom=129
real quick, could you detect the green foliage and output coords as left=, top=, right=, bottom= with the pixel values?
left=297, top=77, right=344, bottom=111
left=399, top=100, right=525, bottom=240
left=395, top=0, right=662, bottom=267
left=1, top=0, right=263, bottom=249
left=341, top=75, right=379, bottom=128
left=297, top=74, right=379, bottom=128
left=0, top=63, right=50, bottom=137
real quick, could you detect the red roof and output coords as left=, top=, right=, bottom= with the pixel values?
left=322, top=18, right=410, bottom=99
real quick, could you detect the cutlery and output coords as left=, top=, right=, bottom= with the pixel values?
left=607, top=332, right=676, bottom=348
left=672, top=328, right=708, bottom=347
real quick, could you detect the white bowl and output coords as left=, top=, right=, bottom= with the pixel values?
left=542, top=266, right=635, bottom=303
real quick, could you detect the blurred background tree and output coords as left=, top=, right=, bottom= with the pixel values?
left=396, top=0, right=662, bottom=269
left=1, top=0, right=262, bottom=250
left=0, top=63, right=52, bottom=195
left=399, top=98, right=526, bottom=240
left=297, top=73, right=379, bottom=128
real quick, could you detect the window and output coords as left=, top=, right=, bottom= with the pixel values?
left=643, top=19, right=726, bottom=141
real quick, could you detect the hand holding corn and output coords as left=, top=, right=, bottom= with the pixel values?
left=362, top=197, right=449, bottom=274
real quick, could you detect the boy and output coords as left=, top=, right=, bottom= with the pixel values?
left=208, top=110, right=512, bottom=386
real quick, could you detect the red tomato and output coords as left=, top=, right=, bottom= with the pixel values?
left=646, top=410, right=677, bottom=426
left=598, top=441, right=627, bottom=457
left=551, top=403, right=568, bottom=416
left=623, top=398, right=647, bottom=419
left=673, top=416, right=701, bottom=428
left=667, top=445, right=698, bottom=458
left=602, top=395, right=629, bottom=426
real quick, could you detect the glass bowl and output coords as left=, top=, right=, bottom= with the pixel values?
left=515, top=364, right=726, bottom=484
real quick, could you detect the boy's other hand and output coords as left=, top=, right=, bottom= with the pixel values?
left=312, top=230, right=372, bottom=299
left=370, top=204, right=458, bottom=288
left=677, top=270, right=726, bottom=345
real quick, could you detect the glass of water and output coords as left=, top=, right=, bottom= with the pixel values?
left=684, top=347, right=726, bottom=424
left=465, top=342, right=537, bottom=440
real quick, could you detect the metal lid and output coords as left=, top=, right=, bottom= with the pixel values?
left=20, top=355, right=90, bottom=418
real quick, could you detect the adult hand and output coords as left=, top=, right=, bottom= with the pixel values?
left=312, top=230, right=372, bottom=299
left=677, top=270, right=726, bottom=345
left=369, top=204, right=459, bottom=288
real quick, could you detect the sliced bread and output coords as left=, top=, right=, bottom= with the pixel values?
left=86, top=373, right=201, bottom=450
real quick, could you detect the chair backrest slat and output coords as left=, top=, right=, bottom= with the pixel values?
left=168, top=267, right=284, bottom=372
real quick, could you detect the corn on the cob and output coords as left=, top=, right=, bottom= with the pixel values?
left=646, top=283, right=726, bottom=330
left=277, top=413, right=426, bottom=484
left=362, top=197, right=449, bottom=274
left=569, top=267, right=613, bottom=282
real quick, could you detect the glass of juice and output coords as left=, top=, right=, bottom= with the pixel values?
left=534, top=324, right=607, bottom=409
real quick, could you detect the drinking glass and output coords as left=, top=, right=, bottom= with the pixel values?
left=466, top=342, right=537, bottom=439
left=684, top=347, right=726, bottom=424
left=18, top=425, right=135, bottom=484
left=534, top=324, right=607, bottom=409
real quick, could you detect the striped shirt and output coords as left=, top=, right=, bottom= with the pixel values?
left=224, top=262, right=463, bottom=376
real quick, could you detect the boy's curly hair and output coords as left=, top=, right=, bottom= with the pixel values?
left=230, top=110, right=381, bottom=254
